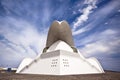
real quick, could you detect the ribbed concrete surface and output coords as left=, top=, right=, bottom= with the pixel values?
left=0, top=71, right=119, bottom=80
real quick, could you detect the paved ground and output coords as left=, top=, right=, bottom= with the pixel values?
left=0, top=71, right=120, bottom=80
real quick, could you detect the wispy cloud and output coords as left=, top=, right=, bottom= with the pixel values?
left=72, top=0, right=97, bottom=30
left=72, top=0, right=120, bottom=35
left=79, top=29, right=120, bottom=55
left=0, top=17, right=47, bottom=67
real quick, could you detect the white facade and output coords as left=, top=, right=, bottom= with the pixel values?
left=16, top=40, right=104, bottom=75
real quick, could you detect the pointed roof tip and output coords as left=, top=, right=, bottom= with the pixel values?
left=53, top=20, right=68, bottom=24
left=56, top=21, right=62, bottom=24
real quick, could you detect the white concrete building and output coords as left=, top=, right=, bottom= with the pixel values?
left=16, top=40, right=104, bottom=75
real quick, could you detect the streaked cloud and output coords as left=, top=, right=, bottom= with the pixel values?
left=73, top=0, right=97, bottom=30
left=0, top=17, right=47, bottom=67
left=72, top=0, right=120, bottom=35
left=79, top=29, right=120, bottom=54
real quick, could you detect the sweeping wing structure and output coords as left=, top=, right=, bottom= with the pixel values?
left=16, top=21, right=104, bottom=75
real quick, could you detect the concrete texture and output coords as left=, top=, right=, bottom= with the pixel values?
left=0, top=71, right=120, bottom=80
left=46, top=20, right=74, bottom=47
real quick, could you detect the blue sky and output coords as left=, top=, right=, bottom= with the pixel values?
left=0, top=0, right=120, bottom=71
